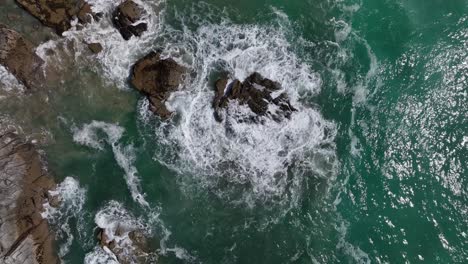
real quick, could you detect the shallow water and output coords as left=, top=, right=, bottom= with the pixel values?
left=0, top=0, right=467, bottom=263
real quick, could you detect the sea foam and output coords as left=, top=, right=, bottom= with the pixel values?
left=141, top=10, right=337, bottom=208
left=42, top=176, right=87, bottom=258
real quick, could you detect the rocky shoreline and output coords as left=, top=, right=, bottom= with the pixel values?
left=0, top=132, right=57, bottom=264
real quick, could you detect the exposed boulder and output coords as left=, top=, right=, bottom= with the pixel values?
left=213, top=72, right=297, bottom=122
left=15, top=0, right=96, bottom=35
left=87, top=42, right=103, bottom=54
left=131, top=52, right=186, bottom=119
left=97, top=228, right=155, bottom=264
left=112, top=0, right=148, bottom=40
left=0, top=132, right=58, bottom=264
left=0, top=24, right=45, bottom=89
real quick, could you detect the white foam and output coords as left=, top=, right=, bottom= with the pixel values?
left=0, top=65, right=24, bottom=93
left=42, top=177, right=87, bottom=258
left=143, top=11, right=337, bottom=208
left=73, top=121, right=149, bottom=207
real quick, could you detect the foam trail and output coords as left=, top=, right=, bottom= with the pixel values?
left=73, top=121, right=149, bottom=207
left=42, top=177, right=87, bottom=258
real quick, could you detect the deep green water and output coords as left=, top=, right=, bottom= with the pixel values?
left=0, top=0, right=467, bottom=263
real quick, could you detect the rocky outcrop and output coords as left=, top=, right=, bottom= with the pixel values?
left=112, top=0, right=148, bottom=40
left=0, top=132, right=58, bottom=264
left=213, top=72, right=297, bottom=122
left=0, top=24, right=45, bottom=90
left=131, top=52, right=186, bottom=119
left=97, top=228, right=155, bottom=264
left=15, top=0, right=96, bottom=35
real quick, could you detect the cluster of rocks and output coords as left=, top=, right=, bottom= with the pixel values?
left=112, top=0, right=148, bottom=40
left=213, top=72, right=297, bottom=122
left=0, top=132, right=58, bottom=264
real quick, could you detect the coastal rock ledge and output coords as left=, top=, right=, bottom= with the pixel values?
left=0, top=24, right=45, bottom=90
left=0, top=132, right=58, bottom=264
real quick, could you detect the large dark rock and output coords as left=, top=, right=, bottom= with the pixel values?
left=0, top=132, right=58, bottom=264
left=213, top=72, right=297, bottom=122
left=131, top=52, right=186, bottom=119
left=0, top=24, right=45, bottom=89
left=15, top=0, right=96, bottom=35
left=112, top=0, right=148, bottom=40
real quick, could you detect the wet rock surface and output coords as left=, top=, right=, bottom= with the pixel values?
left=0, top=24, right=45, bottom=89
left=87, top=42, right=103, bottom=54
left=213, top=72, right=297, bottom=122
left=97, top=228, right=155, bottom=264
left=0, top=132, right=58, bottom=264
left=131, top=51, right=186, bottom=119
left=15, top=0, right=96, bottom=34
left=112, top=0, right=148, bottom=40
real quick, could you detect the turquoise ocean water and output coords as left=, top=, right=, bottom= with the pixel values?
left=0, top=0, right=466, bottom=263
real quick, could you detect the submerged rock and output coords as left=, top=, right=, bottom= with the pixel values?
left=0, top=24, right=45, bottom=89
left=15, top=0, right=96, bottom=35
left=213, top=72, right=297, bottom=122
left=131, top=52, right=186, bottom=119
left=97, top=228, right=155, bottom=264
left=0, top=132, right=58, bottom=264
left=112, top=0, right=148, bottom=40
